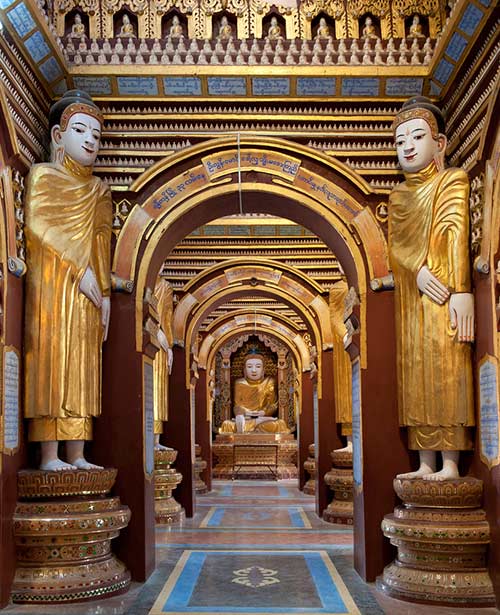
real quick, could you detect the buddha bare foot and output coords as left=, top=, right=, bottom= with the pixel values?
left=396, top=464, right=435, bottom=479
left=41, top=458, right=77, bottom=471
left=70, top=457, right=104, bottom=470
left=422, top=466, right=460, bottom=481
left=334, top=441, right=353, bottom=453
left=154, top=443, right=173, bottom=451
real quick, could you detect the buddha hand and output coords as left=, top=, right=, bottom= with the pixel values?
left=449, top=292, right=474, bottom=342
left=416, top=265, right=450, bottom=304
left=79, top=266, right=102, bottom=308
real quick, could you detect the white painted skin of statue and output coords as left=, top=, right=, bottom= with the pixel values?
left=394, top=117, right=475, bottom=481
left=41, top=113, right=109, bottom=472
left=234, top=358, right=278, bottom=433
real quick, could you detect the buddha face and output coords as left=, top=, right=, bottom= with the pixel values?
left=52, top=112, right=101, bottom=166
left=365, top=17, right=372, bottom=26
left=244, top=358, right=264, bottom=381
left=172, top=16, right=179, bottom=25
left=395, top=117, right=444, bottom=173
left=75, top=15, right=82, bottom=24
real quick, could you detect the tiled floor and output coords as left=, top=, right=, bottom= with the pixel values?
left=2, top=480, right=499, bottom=614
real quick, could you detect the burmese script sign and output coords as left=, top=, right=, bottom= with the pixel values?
left=3, top=348, right=20, bottom=454
left=143, top=359, right=155, bottom=478
left=351, top=359, right=362, bottom=491
left=202, top=150, right=301, bottom=181
left=145, top=166, right=208, bottom=216
left=479, top=355, right=500, bottom=469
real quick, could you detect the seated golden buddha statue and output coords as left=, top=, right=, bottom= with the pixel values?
left=316, top=17, right=330, bottom=39
left=217, top=16, right=233, bottom=41
left=409, top=14, right=425, bottom=39
left=362, top=16, right=377, bottom=39
left=220, top=352, right=289, bottom=434
left=117, top=14, right=136, bottom=38
left=68, top=14, right=86, bottom=39
left=267, top=16, right=282, bottom=41
left=169, top=15, right=184, bottom=38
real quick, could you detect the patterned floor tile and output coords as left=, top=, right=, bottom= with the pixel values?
left=148, top=550, right=361, bottom=614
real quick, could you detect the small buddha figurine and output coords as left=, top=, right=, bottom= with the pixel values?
left=68, top=14, right=86, bottom=39
left=219, top=352, right=289, bottom=434
left=388, top=96, right=475, bottom=481
left=362, top=16, right=377, bottom=39
left=316, top=17, right=330, bottom=39
left=169, top=15, right=183, bottom=39
left=24, top=90, right=111, bottom=471
left=117, top=14, right=136, bottom=38
left=267, top=16, right=282, bottom=41
left=409, top=14, right=425, bottom=38
left=217, top=15, right=233, bottom=40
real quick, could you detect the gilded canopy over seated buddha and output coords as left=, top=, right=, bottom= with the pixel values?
left=219, top=351, right=289, bottom=434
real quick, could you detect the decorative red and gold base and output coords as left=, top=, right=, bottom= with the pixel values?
left=212, top=433, right=297, bottom=479
left=194, top=443, right=208, bottom=494
left=12, top=469, right=131, bottom=603
left=155, top=449, right=184, bottom=524
left=323, top=449, right=353, bottom=525
left=377, top=477, right=495, bottom=607
left=303, top=443, right=316, bottom=495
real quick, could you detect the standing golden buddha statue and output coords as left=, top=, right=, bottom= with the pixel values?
left=24, top=90, right=112, bottom=471
left=329, top=281, right=352, bottom=452
left=388, top=96, right=474, bottom=481
left=153, top=278, right=174, bottom=450
left=220, top=351, right=289, bottom=434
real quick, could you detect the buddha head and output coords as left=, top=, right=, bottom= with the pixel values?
left=49, top=90, right=103, bottom=166
left=392, top=96, right=446, bottom=173
left=243, top=352, right=265, bottom=382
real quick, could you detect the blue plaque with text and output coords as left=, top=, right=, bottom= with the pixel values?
left=118, top=77, right=158, bottom=96
left=297, top=78, right=335, bottom=97
left=164, top=77, right=201, bottom=96
left=252, top=78, right=290, bottom=96
left=208, top=77, right=246, bottom=96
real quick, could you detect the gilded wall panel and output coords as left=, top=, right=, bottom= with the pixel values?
left=55, top=0, right=101, bottom=39
left=299, top=0, right=346, bottom=40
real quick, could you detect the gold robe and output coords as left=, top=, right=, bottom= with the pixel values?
left=153, top=280, right=173, bottom=433
left=388, top=162, right=474, bottom=450
left=24, top=156, right=111, bottom=441
left=234, top=375, right=278, bottom=417
left=220, top=375, right=289, bottom=433
left=329, top=281, right=352, bottom=435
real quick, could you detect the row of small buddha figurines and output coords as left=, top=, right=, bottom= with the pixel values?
left=67, top=12, right=427, bottom=42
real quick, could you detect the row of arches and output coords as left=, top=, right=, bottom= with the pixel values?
left=88, top=136, right=405, bottom=585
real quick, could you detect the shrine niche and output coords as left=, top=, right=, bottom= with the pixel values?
left=212, top=334, right=297, bottom=433
left=101, top=0, right=148, bottom=39
left=161, top=10, right=188, bottom=39
left=211, top=334, right=298, bottom=479
left=114, top=8, right=139, bottom=38
left=393, top=0, right=444, bottom=38
left=54, top=0, right=99, bottom=40
left=199, top=0, right=249, bottom=40
left=347, top=1, right=390, bottom=39
left=300, top=0, right=345, bottom=39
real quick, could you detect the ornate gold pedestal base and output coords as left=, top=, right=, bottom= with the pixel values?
left=213, top=433, right=297, bottom=479
left=323, top=449, right=353, bottom=525
left=303, top=444, right=316, bottom=495
left=194, top=443, right=208, bottom=494
left=378, top=477, right=496, bottom=607
left=155, top=449, right=184, bottom=525
left=12, top=469, right=131, bottom=604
